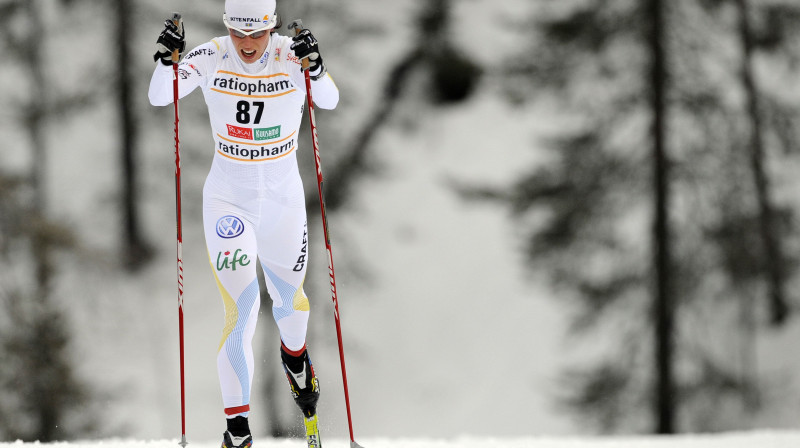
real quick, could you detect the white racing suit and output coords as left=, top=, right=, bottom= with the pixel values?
left=148, top=33, right=339, bottom=418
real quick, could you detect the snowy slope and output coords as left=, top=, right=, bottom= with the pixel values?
left=4, top=0, right=800, bottom=443
left=2, top=431, right=800, bottom=448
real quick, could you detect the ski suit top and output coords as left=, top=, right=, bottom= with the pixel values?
left=148, top=33, right=338, bottom=167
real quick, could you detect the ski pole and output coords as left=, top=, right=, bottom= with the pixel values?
left=170, top=11, right=188, bottom=448
left=290, top=20, right=363, bottom=448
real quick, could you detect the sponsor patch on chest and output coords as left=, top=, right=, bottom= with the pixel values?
left=226, top=124, right=253, bottom=140
left=212, top=72, right=294, bottom=97
left=225, top=124, right=281, bottom=141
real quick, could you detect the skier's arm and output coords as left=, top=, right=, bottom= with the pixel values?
left=148, top=18, right=214, bottom=106
left=290, top=29, right=339, bottom=110
left=308, top=72, right=339, bottom=111
left=148, top=47, right=213, bottom=106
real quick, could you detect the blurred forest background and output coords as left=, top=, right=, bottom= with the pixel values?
left=2, top=0, right=800, bottom=443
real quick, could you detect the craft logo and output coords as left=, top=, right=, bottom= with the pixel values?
left=216, top=249, right=250, bottom=271
left=216, top=215, right=245, bottom=238
left=185, top=48, right=214, bottom=60
left=293, top=223, right=309, bottom=272
left=254, top=126, right=280, bottom=141
left=227, top=124, right=253, bottom=140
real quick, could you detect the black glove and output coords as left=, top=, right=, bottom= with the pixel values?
left=291, top=28, right=327, bottom=80
left=153, top=17, right=186, bottom=65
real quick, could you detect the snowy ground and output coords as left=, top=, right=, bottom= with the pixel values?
left=2, top=431, right=800, bottom=448
left=4, top=0, right=800, bottom=444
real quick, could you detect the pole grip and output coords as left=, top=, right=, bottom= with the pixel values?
left=289, top=19, right=311, bottom=71
left=171, top=12, right=182, bottom=64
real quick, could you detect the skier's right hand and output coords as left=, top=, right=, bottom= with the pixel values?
left=153, top=17, right=186, bottom=66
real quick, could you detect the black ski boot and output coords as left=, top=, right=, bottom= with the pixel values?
left=280, top=343, right=320, bottom=418
left=221, top=416, right=252, bottom=448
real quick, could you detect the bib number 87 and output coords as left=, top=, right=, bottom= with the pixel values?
left=236, top=100, right=264, bottom=124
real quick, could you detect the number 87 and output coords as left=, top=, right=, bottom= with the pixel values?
left=236, top=100, right=264, bottom=124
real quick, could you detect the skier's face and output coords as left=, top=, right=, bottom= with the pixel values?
left=229, top=28, right=271, bottom=64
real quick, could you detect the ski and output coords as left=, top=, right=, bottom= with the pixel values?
left=304, top=414, right=322, bottom=448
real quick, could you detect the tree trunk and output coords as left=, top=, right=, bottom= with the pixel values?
left=117, top=0, right=152, bottom=269
left=648, top=0, right=675, bottom=434
left=25, top=0, right=59, bottom=440
left=735, top=0, right=788, bottom=326
left=23, top=0, right=57, bottom=324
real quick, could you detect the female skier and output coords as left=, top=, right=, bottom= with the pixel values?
left=148, top=0, right=338, bottom=446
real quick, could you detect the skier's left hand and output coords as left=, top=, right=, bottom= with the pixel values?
left=291, top=28, right=327, bottom=80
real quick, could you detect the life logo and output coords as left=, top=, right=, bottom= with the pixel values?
left=216, top=215, right=245, bottom=239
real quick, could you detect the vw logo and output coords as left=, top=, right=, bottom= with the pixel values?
left=216, top=215, right=245, bottom=239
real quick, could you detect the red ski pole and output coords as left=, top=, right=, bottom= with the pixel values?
left=290, top=20, right=363, bottom=448
left=169, top=12, right=188, bottom=448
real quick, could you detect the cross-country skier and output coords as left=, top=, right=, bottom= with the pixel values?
left=148, top=0, right=338, bottom=446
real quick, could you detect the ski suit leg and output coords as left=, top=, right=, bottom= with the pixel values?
left=204, top=192, right=261, bottom=418
left=256, top=172, right=310, bottom=353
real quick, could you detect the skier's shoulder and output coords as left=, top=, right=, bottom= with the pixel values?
left=182, top=38, right=225, bottom=63
left=271, top=32, right=293, bottom=48
left=270, top=33, right=302, bottom=67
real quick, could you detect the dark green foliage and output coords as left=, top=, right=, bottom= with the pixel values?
left=561, top=362, right=636, bottom=431
left=753, top=5, right=800, bottom=52
left=0, top=0, right=97, bottom=440
left=323, top=0, right=483, bottom=212
left=0, top=173, right=92, bottom=441
left=481, top=0, right=800, bottom=434
left=708, top=206, right=796, bottom=284
left=416, top=0, right=482, bottom=104
left=428, top=46, right=482, bottom=104
left=509, top=130, right=642, bottom=248
left=0, top=294, right=93, bottom=441
left=538, top=7, right=636, bottom=51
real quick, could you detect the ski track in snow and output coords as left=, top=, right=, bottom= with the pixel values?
left=2, top=432, right=800, bottom=448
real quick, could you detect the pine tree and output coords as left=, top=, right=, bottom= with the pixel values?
left=0, top=0, right=95, bottom=441
left=116, top=0, right=154, bottom=269
left=485, top=0, right=800, bottom=433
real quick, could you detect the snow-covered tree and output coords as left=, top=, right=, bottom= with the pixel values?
left=482, top=0, right=800, bottom=434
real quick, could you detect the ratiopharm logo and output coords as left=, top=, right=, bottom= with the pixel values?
left=216, top=215, right=245, bottom=239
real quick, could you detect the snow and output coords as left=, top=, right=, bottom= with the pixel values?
left=3, top=0, right=800, bottom=444
left=2, top=431, right=800, bottom=448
